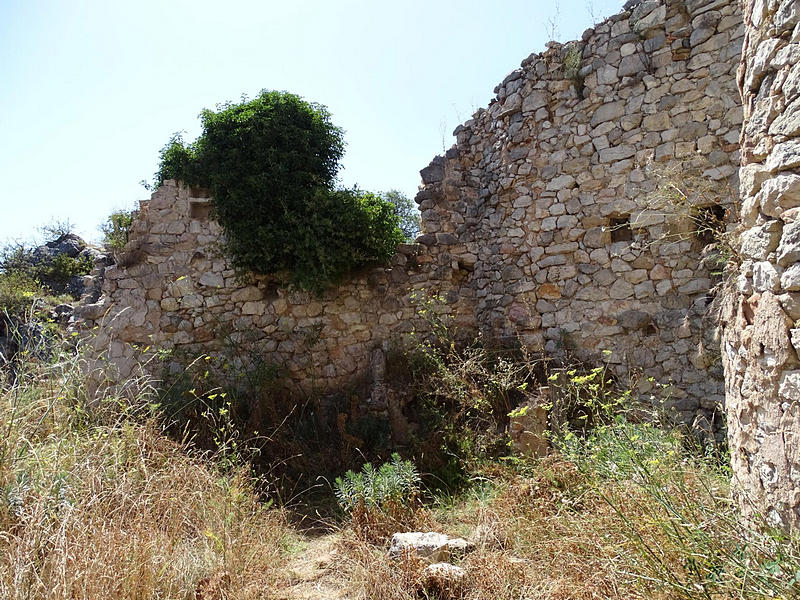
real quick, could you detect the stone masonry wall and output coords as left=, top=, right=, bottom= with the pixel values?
left=78, top=181, right=472, bottom=404
left=721, top=0, right=800, bottom=531
left=416, top=0, right=743, bottom=427
left=80, top=0, right=744, bottom=432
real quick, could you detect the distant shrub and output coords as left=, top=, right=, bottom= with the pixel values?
left=381, top=190, right=421, bottom=241
left=0, top=270, right=41, bottom=319
left=39, top=218, right=77, bottom=240
left=0, top=235, right=93, bottom=309
left=100, top=210, right=134, bottom=252
left=40, top=253, right=94, bottom=287
left=155, top=90, right=404, bottom=291
left=0, top=245, right=40, bottom=318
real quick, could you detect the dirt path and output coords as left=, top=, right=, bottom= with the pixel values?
left=279, top=531, right=349, bottom=600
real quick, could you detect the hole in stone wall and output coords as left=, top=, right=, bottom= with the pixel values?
left=694, top=204, right=726, bottom=245
left=190, top=186, right=211, bottom=198
left=609, top=217, right=633, bottom=243
left=189, top=200, right=211, bottom=220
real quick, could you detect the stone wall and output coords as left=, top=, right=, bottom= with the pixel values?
left=417, top=0, right=743, bottom=426
left=721, top=0, right=800, bottom=531
left=80, top=0, right=744, bottom=432
left=78, top=181, right=471, bottom=402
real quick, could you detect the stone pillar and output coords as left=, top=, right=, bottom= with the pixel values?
left=721, top=0, right=800, bottom=531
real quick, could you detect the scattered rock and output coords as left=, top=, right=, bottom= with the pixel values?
left=421, top=562, right=466, bottom=598
left=388, top=532, right=474, bottom=563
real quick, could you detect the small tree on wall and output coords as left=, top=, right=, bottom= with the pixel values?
left=381, top=190, right=421, bottom=241
left=156, top=90, right=405, bottom=291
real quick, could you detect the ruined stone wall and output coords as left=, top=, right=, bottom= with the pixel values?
left=721, top=0, right=800, bottom=531
left=81, top=0, right=745, bottom=431
left=417, top=0, right=743, bottom=426
left=78, top=181, right=472, bottom=403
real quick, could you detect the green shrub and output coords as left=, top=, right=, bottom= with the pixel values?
left=0, top=244, right=35, bottom=279
left=0, top=238, right=92, bottom=304
left=334, top=454, right=426, bottom=542
left=0, top=271, right=41, bottom=318
left=40, top=253, right=94, bottom=287
left=155, top=90, right=405, bottom=291
left=100, top=210, right=134, bottom=251
left=334, top=453, right=421, bottom=513
left=0, top=245, right=42, bottom=318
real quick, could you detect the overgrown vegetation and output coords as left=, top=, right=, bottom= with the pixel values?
left=100, top=209, right=135, bottom=252
left=330, top=364, right=800, bottom=600
left=399, top=293, right=534, bottom=487
left=321, top=296, right=800, bottom=599
left=0, top=236, right=92, bottom=323
left=154, top=90, right=405, bottom=291
left=335, top=454, right=425, bottom=543
left=0, top=321, right=293, bottom=599
left=2, top=281, right=799, bottom=599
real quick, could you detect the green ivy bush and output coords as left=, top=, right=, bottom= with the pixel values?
left=155, top=90, right=405, bottom=291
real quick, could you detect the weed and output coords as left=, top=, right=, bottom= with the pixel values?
left=403, top=293, right=533, bottom=486
left=335, top=454, right=426, bottom=543
left=564, top=43, right=585, bottom=97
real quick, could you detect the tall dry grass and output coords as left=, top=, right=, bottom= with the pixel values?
left=0, top=337, right=292, bottom=600
left=332, top=424, right=800, bottom=600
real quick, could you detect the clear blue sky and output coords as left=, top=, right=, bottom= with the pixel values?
left=0, top=0, right=622, bottom=245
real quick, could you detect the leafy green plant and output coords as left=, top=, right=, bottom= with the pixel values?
left=100, top=209, right=134, bottom=252
left=335, top=454, right=425, bottom=542
left=40, top=253, right=94, bottom=287
left=154, top=90, right=405, bottom=291
left=0, top=271, right=41, bottom=319
left=381, top=190, right=421, bottom=241
left=334, top=453, right=420, bottom=513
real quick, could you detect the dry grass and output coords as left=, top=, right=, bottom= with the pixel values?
left=0, top=352, right=293, bottom=600
left=3, top=329, right=798, bottom=600
left=332, top=435, right=800, bottom=600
